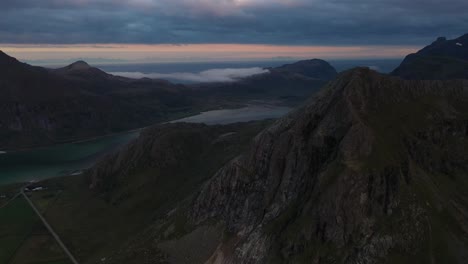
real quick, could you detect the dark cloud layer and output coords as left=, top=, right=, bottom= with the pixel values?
left=1, top=0, right=467, bottom=45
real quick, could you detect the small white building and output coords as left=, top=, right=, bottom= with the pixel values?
left=32, top=187, right=45, bottom=192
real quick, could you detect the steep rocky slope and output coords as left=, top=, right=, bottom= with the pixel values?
left=392, top=33, right=468, bottom=80
left=186, top=68, right=468, bottom=263
left=33, top=121, right=271, bottom=264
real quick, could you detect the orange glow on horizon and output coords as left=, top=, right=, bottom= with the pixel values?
left=0, top=43, right=419, bottom=64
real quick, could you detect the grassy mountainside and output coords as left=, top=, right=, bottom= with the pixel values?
left=27, top=121, right=271, bottom=264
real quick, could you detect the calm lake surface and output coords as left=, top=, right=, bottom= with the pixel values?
left=171, top=105, right=291, bottom=125
left=0, top=105, right=291, bottom=185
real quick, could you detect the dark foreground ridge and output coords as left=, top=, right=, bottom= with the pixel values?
left=188, top=68, right=468, bottom=263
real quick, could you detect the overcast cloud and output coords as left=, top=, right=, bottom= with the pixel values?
left=0, top=0, right=466, bottom=45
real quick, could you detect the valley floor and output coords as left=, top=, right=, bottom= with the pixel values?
left=0, top=185, right=74, bottom=264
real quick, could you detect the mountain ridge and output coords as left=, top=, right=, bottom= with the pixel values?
left=0, top=51, right=337, bottom=149
left=392, top=33, right=468, bottom=80
left=187, top=67, right=468, bottom=263
left=268, top=59, right=338, bottom=80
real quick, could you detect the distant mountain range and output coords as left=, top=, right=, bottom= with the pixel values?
left=26, top=33, right=468, bottom=263
left=0, top=52, right=335, bottom=149
left=392, top=34, right=468, bottom=80
left=0, top=51, right=193, bottom=149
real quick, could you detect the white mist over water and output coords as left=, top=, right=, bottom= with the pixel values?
left=101, top=59, right=402, bottom=84
left=111, top=67, right=269, bottom=83
left=171, top=105, right=291, bottom=125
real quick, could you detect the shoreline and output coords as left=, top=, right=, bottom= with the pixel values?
left=0, top=101, right=285, bottom=153
left=0, top=109, right=207, bottom=153
left=0, top=102, right=290, bottom=186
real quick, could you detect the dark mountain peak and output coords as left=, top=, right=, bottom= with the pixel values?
left=346, top=65, right=375, bottom=74
left=435, top=36, right=447, bottom=42
left=291, top=58, right=330, bottom=65
left=456, top=33, right=468, bottom=42
left=67, top=60, right=92, bottom=71
left=0, top=50, right=9, bottom=58
left=0, top=50, right=20, bottom=65
left=326, top=66, right=376, bottom=83
left=392, top=33, right=468, bottom=80
left=272, top=58, right=338, bottom=80
left=277, top=58, right=333, bottom=69
left=188, top=69, right=468, bottom=263
left=422, top=33, right=468, bottom=56
left=461, top=33, right=468, bottom=37
left=54, top=60, right=110, bottom=79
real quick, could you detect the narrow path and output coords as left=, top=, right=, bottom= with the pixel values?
left=21, top=190, right=80, bottom=264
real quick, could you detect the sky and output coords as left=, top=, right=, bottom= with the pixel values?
left=1, top=0, right=467, bottom=63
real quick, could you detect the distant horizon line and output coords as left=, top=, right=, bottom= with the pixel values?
left=23, top=57, right=406, bottom=67
left=0, top=43, right=419, bottom=66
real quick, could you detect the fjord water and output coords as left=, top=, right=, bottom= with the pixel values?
left=0, top=130, right=141, bottom=185
left=171, top=105, right=291, bottom=125
left=0, top=105, right=291, bottom=185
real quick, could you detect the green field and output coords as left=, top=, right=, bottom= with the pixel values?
left=0, top=196, right=37, bottom=263
left=0, top=195, right=71, bottom=264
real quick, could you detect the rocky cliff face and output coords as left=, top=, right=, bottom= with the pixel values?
left=37, top=122, right=270, bottom=264
left=392, top=33, right=468, bottom=80
left=188, top=68, right=468, bottom=263
left=87, top=122, right=270, bottom=206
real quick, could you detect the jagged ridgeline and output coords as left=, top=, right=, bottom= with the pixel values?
left=392, top=34, right=468, bottom=80
left=41, top=68, right=468, bottom=264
